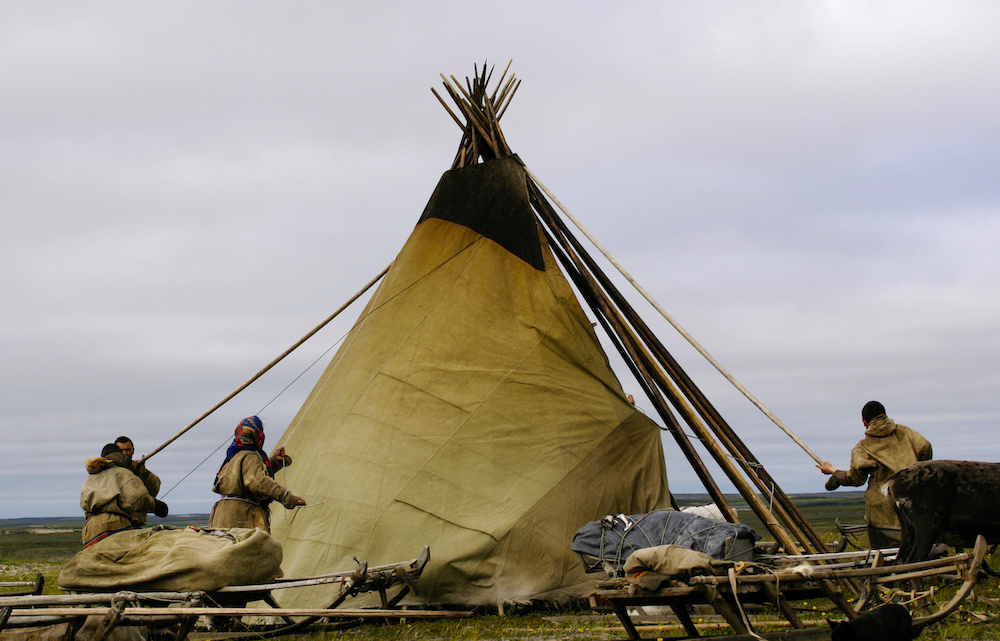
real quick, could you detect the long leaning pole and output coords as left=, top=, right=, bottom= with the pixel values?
left=140, top=265, right=390, bottom=463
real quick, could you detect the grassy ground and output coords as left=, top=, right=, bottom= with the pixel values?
left=2, top=499, right=998, bottom=640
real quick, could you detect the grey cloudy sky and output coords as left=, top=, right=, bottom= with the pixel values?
left=3, top=2, right=999, bottom=519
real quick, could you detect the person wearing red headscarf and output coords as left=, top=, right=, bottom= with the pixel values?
left=208, top=416, right=305, bottom=532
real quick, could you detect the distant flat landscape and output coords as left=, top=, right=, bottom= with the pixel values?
left=0, top=492, right=866, bottom=541
left=0, top=514, right=210, bottom=528
left=675, top=491, right=867, bottom=540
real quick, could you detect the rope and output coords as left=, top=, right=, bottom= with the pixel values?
left=157, top=436, right=230, bottom=500
left=278, top=235, right=488, bottom=446
left=728, top=566, right=767, bottom=640
left=521, top=164, right=824, bottom=465
left=160, top=317, right=360, bottom=499
left=156, top=234, right=490, bottom=496
left=255, top=329, right=350, bottom=415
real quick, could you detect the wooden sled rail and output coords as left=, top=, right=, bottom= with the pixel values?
left=595, top=536, right=988, bottom=639
left=0, top=547, right=440, bottom=641
left=0, top=575, right=44, bottom=598
left=911, top=534, right=988, bottom=628
left=0, top=592, right=148, bottom=608
left=687, top=547, right=976, bottom=585
left=756, top=547, right=898, bottom=564
left=215, top=545, right=430, bottom=593
left=5, top=607, right=471, bottom=620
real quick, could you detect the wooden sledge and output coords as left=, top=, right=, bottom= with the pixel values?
left=0, top=546, right=470, bottom=641
left=593, top=535, right=987, bottom=640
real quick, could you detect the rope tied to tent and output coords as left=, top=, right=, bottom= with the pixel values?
left=156, top=229, right=498, bottom=500
left=521, top=164, right=825, bottom=466
left=278, top=234, right=494, bottom=447
left=140, top=265, right=391, bottom=464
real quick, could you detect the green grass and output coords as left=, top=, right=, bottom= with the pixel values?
left=0, top=523, right=83, bottom=595
left=0, top=526, right=81, bottom=563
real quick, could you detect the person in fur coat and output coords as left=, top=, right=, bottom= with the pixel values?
left=80, top=443, right=168, bottom=546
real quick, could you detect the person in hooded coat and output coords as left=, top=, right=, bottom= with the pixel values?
left=208, top=416, right=305, bottom=532
left=818, top=400, right=933, bottom=549
left=80, top=443, right=169, bottom=547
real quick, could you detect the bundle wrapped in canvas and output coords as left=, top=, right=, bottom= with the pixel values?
left=571, top=509, right=758, bottom=574
left=58, top=526, right=282, bottom=592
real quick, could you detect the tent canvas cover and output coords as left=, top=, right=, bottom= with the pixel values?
left=270, top=154, right=670, bottom=606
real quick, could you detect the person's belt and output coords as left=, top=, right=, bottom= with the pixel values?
left=219, top=495, right=263, bottom=507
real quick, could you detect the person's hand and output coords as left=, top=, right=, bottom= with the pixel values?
left=817, top=461, right=836, bottom=475
left=279, top=490, right=306, bottom=509
left=271, top=446, right=287, bottom=461
left=132, top=458, right=150, bottom=476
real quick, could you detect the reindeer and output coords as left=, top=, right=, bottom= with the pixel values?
left=885, top=460, right=1000, bottom=564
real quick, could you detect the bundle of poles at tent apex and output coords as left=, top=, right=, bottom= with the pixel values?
left=436, top=62, right=829, bottom=557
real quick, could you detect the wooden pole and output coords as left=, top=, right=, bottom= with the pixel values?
left=524, top=166, right=824, bottom=466
left=524, top=172, right=832, bottom=552
left=430, top=87, right=464, bottom=130
left=536, top=199, right=740, bottom=523
left=140, top=265, right=390, bottom=462
left=6, top=607, right=472, bottom=619
left=560, top=231, right=829, bottom=553
left=530, top=179, right=807, bottom=553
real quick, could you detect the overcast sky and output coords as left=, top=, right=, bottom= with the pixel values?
left=3, top=2, right=999, bottom=520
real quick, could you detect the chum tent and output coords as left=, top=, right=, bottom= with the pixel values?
left=270, top=153, right=670, bottom=604
left=239, top=64, right=832, bottom=606
left=269, top=76, right=670, bottom=606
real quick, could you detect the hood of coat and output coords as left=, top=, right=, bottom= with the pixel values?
left=85, top=457, right=114, bottom=474
left=864, top=414, right=896, bottom=438
left=85, top=451, right=131, bottom=474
